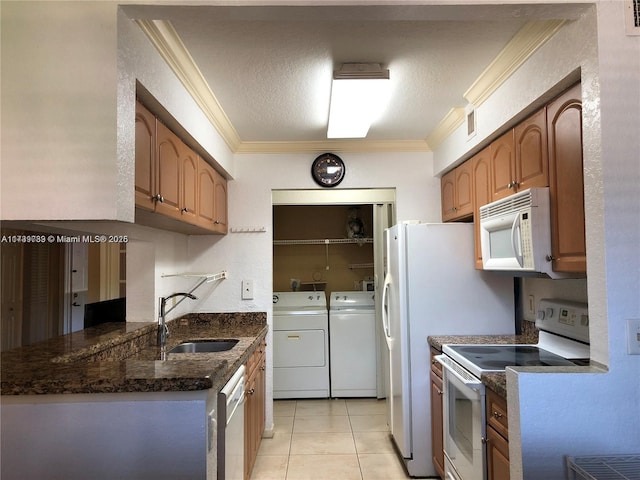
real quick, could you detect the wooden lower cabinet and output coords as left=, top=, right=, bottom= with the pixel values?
left=245, top=340, right=266, bottom=480
left=487, top=425, right=510, bottom=480
left=486, top=388, right=509, bottom=480
left=429, top=347, right=445, bottom=479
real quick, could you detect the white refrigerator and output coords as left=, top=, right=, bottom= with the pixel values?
left=382, top=222, right=515, bottom=478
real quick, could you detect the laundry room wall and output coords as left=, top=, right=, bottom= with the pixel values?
left=273, top=205, right=374, bottom=293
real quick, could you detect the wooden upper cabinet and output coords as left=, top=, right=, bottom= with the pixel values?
left=156, top=121, right=183, bottom=220
left=135, top=101, right=229, bottom=235
left=490, top=130, right=516, bottom=200
left=491, top=109, right=549, bottom=202
left=515, top=108, right=549, bottom=191
left=213, top=170, right=228, bottom=234
left=472, top=147, right=492, bottom=269
left=197, top=157, right=228, bottom=234
left=441, top=161, right=473, bottom=222
left=441, top=170, right=456, bottom=221
left=547, top=83, right=586, bottom=273
left=134, top=102, right=156, bottom=212
left=456, top=161, right=474, bottom=218
left=180, top=146, right=199, bottom=225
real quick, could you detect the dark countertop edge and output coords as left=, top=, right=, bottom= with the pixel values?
left=427, top=334, right=535, bottom=351
left=1, top=314, right=268, bottom=396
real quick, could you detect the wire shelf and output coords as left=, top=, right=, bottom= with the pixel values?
left=567, top=455, right=640, bottom=480
left=273, top=238, right=373, bottom=246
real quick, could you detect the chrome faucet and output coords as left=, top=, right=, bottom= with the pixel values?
left=158, top=292, right=197, bottom=349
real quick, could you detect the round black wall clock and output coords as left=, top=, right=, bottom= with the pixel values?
left=311, top=153, right=345, bottom=187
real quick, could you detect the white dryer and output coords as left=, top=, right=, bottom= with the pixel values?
left=272, top=292, right=329, bottom=399
left=329, top=291, right=377, bottom=397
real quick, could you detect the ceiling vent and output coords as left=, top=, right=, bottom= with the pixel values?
left=625, top=0, right=640, bottom=35
left=465, top=104, right=477, bottom=139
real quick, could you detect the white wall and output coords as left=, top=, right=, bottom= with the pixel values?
left=1, top=2, right=121, bottom=221
left=186, top=150, right=438, bottom=430
left=434, top=4, right=640, bottom=478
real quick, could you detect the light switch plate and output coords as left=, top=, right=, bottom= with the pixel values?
left=242, top=280, right=254, bottom=300
left=626, top=318, right=640, bottom=355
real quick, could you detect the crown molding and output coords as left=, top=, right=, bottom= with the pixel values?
left=427, top=19, right=565, bottom=151
left=135, top=19, right=242, bottom=152
left=235, top=139, right=430, bottom=154
left=425, top=107, right=466, bottom=151
left=463, top=19, right=566, bottom=107
left=137, top=18, right=564, bottom=156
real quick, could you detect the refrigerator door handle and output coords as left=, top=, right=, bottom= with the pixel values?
left=381, top=274, right=391, bottom=342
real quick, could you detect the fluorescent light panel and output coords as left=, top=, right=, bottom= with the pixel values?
left=327, top=63, right=390, bottom=139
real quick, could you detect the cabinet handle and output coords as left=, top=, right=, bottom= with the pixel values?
left=493, top=411, right=503, bottom=419
left=214, top=220, right=220, bottom=225
left=545, top=255, right=556, bottom=262
left=247, top=388, right=255, bottom=396
left=260, top=366, right=266, bottom=371
left=437, top=389, right=443, bottom=396
left=154, top=194, right=164, bottom=203
left=181, top=207, right=189, bottom=213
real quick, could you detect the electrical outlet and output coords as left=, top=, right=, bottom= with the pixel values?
left=627, top=319, right=640, bottom=355
left=527, top=295, right=535, bottom=316
left=242, top=280, right=254, bottom=300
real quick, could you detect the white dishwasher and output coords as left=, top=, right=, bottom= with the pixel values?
left=329, top=291, right=377, bottom=397
left=218, top=365, right=245, bottom=480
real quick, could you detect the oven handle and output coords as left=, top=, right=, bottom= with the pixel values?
left=435, top=354, right=484, bottom=392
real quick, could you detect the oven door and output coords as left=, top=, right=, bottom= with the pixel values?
left=436, top=355, right=487, bottom=480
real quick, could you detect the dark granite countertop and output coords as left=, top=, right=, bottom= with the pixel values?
left=1, top=312, right=267, bottom=396
left=428, top=326, right=538, bottom=398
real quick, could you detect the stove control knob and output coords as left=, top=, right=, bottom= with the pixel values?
left=537, top=307, right=555, bottom=321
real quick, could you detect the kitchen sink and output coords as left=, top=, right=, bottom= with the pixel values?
left=167, top=339, right=239, bottom=354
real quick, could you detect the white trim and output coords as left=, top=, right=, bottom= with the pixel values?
left=272, top=188, right=396, bottom=205
left=135, top=19, right=242, bottom=152
left=426, top=108, right=465, bottom=150
left=236, top=139, right=429, bottom=154
left=136, top=18, right=564, bottom=155
left=463, top=20, right=566, bottom=107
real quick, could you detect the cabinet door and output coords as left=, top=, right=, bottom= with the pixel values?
left=547, top=83, right=586, bottom=273
left=213, top=170, right=228, bottom=234
left=180, top=147, right=199, bottom=225
left=134, top=102, right=156, bottom=212
left=486, top=388, right=508, bottom=440
left=156, top=122, right=182, bottom=219
left=490, top=130, right=516, bottom=200
left=244, top=371, right=257, bottom=480
left=197, top=158, right=216, bottom=230
left=455, top=160, right=474, bottom=219
left=430, top=368, right=445, bottom=479
left=441, top=170, right=457, bottom=222
left=487, top=426, right=510, bottom=480
left=515, top=108, right=549, bottom=191
left=472, top=147, right=492, bottom=269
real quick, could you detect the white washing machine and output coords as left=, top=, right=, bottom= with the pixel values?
left=329, top=291, right=377, bottom=397
left=272, top=291, right=330, bottom=399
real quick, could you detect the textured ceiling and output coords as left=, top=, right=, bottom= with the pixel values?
left=125, top=3, right=588, bottom=150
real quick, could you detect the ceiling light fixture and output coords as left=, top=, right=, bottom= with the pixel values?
left=327, top=63, right=391, bottom=139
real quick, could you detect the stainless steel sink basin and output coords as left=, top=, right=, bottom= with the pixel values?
left=168, top=339, right=239, bottom=354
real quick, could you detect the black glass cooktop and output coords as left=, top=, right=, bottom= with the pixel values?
left=445, top=344, right=582, bottom=372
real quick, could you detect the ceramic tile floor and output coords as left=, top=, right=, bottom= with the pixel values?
left=250, top=398, right=411, bottom=480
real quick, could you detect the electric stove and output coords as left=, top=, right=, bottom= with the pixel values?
left=442, top=298, right=589, bottom=378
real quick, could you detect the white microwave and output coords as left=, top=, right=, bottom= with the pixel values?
left=479, top=187, right=556, bottom=277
